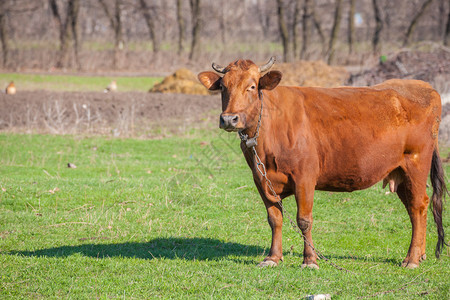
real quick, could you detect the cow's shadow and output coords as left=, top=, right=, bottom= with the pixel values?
left=11, top=237, right=403, bottom=266
left=12, top=237, right=267, bottom=262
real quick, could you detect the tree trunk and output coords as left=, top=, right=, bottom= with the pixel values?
left=403, top=0, right=434, bottom=46
left=189, top=0, right=201, bottom=61
left=58, top=22, right=71, bottom=68
left=327, top=0, right=343, bottom=64
left=276, top=0, right=291, bottom=62
left=52, top=0, right=80, bottom=69
left=49, top=0, right=62, bottom=41
left=49, top=0, right=67, bottom=68
left=372, top=0, right=383, bottom=54
left=301, top=0, right=313, bottom=59
left=176, top=0, right=185, bottom=54
left=445, top=0, right=450, bottom=45
left=311, top=2, right=326, bottom=55
left=139, top=0, right=159, bottom=53
left=70, top=0, right=80, bottom=70
left=439, top=0, right=446, bottom=37
left=257, top=0, right=270, bottom=39
left=0, top=1, right=9, bottom=67
left=348, top=0, right=355, bottom=54
left=98, top=0, right=123, bottom=69
left=175, top=0, right=184, bottom=54
left=219, top=4, right=226, bottom=44
left=113, top=0, right=123, bottom=68
left=293, top=0, right=301, bottom=60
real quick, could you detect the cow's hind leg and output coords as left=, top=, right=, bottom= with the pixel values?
left=395, top=164, right=430, bottom=269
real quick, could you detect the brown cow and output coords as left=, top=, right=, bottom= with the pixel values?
left=198, top=57, right=447, bottom=269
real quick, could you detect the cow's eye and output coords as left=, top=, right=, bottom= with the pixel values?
left=248, top=85, right=256, bottom=91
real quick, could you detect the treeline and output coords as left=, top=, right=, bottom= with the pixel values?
left=0, top=0, right=449, bottom=71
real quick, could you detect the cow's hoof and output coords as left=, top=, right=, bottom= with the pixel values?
left=301, top=263, right=319, bottom=270
left=257, top=260, right=278, bottom=268
left=401, top=261, right=419, bottom=269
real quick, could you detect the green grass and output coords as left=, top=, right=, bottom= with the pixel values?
left=0, top=132, right=449, bottom=299
left=0, top=73, right=162, bottom=92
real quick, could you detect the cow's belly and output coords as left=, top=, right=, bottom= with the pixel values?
left=314, top=138, right=406, bottom=192
left=315, top=174, right=383, bottom=192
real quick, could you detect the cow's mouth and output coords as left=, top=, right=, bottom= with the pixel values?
left=221, top=126, right=240, bottom=132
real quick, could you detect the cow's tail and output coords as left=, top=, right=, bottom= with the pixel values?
left=430, top=147, right=448, bottom=258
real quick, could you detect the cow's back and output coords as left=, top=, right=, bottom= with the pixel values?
left=373, top=79, right=440, bottom=109
left=295, top=79, right=441, bottom=136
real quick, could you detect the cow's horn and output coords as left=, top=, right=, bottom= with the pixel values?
left=258, top=56, right=276, bottom=73
left=259, top=56, right=275, bottom=73
left=212, top=62, right=226, bottom=74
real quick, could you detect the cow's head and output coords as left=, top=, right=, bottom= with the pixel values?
left=198, top=57, right=282, bottom=132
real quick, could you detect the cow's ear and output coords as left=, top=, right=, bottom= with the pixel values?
left=198, top=72, right=221, bottom=91
left=259, top=71, right=282, bottom=90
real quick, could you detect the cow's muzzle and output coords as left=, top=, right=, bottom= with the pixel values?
left=219, top=113, right=241, bottom=131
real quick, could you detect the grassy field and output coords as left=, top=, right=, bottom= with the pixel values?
left=0, top=73, right=162, bottom=92
left=0, top=132, right=449, bottom=299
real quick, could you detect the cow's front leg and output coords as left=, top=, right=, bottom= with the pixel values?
left=258, top=197, right=284, bottom=267
left=295, top=184, right=318, bottom=269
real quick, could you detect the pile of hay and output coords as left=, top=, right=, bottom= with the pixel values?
left=273, top=60, right=349, bottom=88
left=149, top=68, right=209, bottom=95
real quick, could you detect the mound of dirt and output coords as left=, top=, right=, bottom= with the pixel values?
left=347, top=49, right=450, bottom=89
left=149, top=68, right=209, bottom=95
left=273, top=60, right=349, bottom=87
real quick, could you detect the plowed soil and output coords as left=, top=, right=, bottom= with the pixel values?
left=0, top=91, right=220, bottom=137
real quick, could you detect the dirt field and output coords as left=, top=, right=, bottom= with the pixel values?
left=0, top=91, right=220, bottom=138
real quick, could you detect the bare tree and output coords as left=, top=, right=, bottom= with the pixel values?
left=49, top=0, right=81, bottom=69
left=2, top=0, right=450, bottom=71
left=301, top=0, right=314, bottom=59
left=293, top=0, right=301, bottom=60
left=311, top=3, right=325, bottom=47
left=98, top=0, right=123, bottom=69
left=444, top=0, right=450, bottom=45
left=1, top=0, right=42, bottom=68
left=372, top=0, right=383, bottom=54
left=327, top=0, right=343, bottom=64
left=439, top=0, right=447, bottom=37
left=348, top=0, right=355, bottom=54
left=403, top=0, right=434, bottom=46
left=0, top=1, right=9, bottom=67
left=257, top=0, right=271, bottom=39
left=219, top=2, right=226, bottom=44
left=139, top=0, right=159, bottom=53
left=276, top=0, right=291, bottom=62
left=176, top=0, right=185, bottom=54
left=189, top=0, right=201, bottom=60
left=70, top=0, right=80, bottom=69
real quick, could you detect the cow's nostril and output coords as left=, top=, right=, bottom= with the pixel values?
left=231, top=115, right=239, bottom=125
